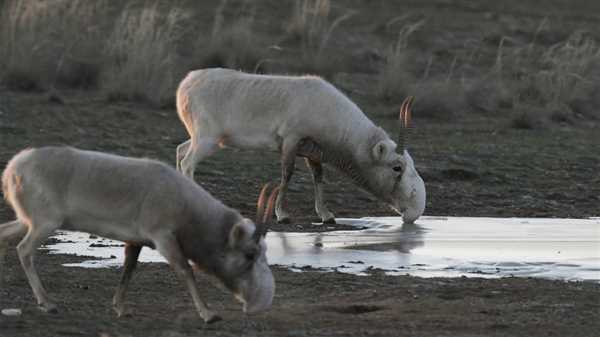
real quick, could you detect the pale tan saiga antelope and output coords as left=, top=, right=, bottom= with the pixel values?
left=1, top=146, right=280, bottom=323
left=176, top=68, right=425, bottom=224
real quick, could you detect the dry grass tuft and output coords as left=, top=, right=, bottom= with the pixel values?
left=495, top=31, right=600, bottom=127
left=0, top=0, right=106, bottom=91
left=412, top=79, right=469, bottom=119
left=102, top=3, right=190, bottom=106
left=376, top=19, right=425, bottom=101
left=287, top=0, right=332, bottom=42
left=286, top=0, right=354, bottom=77
left=377, top=19, right=469, bottom=119
left=194, top=1, right=264, bottom=73
left=376, top=18, right=599, bottom=124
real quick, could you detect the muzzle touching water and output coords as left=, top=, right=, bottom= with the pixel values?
left=393, top=151, right=426, bottom=224
left=237, top=259, right=275, bottom=314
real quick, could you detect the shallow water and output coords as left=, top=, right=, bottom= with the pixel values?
left=44, top=216, right=600, bottom=282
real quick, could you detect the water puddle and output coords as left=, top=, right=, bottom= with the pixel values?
left=44, top=216, right=600, bottom=282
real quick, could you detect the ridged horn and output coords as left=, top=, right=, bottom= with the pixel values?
left=398, top=96, right=415, bottom=153
left=254, top=183, right=280, bottom=240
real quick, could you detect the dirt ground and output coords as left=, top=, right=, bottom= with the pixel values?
left=0, top=248, right=598, bottom=337
left=2, top=1, right=600, bottom=336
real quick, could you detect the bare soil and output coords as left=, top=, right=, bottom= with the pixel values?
left=1, top=248, right=599, bottom=337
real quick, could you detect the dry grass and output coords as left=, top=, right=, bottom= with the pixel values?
left=0, top=0, right=267, bottom=106
left=0, top=0, right=597, bottom=127
left=492, top=30, right=600, bottom=127
left=376, top=18, right=469, bottom=119
left=376, top=19, right=425, bottom=101
left=286, top=0, right=354, bottom=77
left=192, top=0, right=264, bottom=73
left=376, top=16, right=599, bottom=124
left=0, top=0, right=106, bottom=91
left=102, top=3, right=191, bottom=107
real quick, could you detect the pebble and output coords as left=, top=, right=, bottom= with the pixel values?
left=1, top=308, right=22, bottom=317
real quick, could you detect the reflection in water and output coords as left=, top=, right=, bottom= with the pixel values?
left=43, top=216, right=600, bottom=282
left=359, top=222, right=426, bottom=253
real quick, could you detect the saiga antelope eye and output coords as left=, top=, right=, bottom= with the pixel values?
left=245, top=251, right=256, bottom=261
left=393, top=166, right=403, bottom=172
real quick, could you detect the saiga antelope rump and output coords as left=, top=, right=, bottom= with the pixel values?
left=0, top=146, right=279, bottom=323
left=176, top=68, right=426, bottom=224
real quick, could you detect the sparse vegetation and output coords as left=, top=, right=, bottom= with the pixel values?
left=193, top=0, right=264, bottom=72
left=377, top=19, right=469, bottom=118
left=376, top=19, right=424, bottom=101
left=286, top=0, right=354, bottom=77
left=377, top=17, right=599, bottom=125
left=0, top=0, right=106, bottom=91
left=0, top=0, right=597, bottom=124
left=485, top=30, right=600, bottom=127
left=102, top=3, right=190, bottom=106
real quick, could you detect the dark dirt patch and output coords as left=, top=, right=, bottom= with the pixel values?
left=321, top=304, right=385, bottom=315
left=0, top=249, right=598, bottom=337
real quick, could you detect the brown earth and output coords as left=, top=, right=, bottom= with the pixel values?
left=2, top=0, right=600, bottom=336
left=0, top=248, right=599, bottom=337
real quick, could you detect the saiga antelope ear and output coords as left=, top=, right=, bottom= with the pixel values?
left=228, top=219, right=253, bottom=248
left=372, top=140, right=397, bottom=162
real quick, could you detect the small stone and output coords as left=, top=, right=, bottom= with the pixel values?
left=287, top=330, right=307, bottom=337
left=348, top=260, right=364, bottom=264
left=209, top=169, right=225, bottom=176
left=47, top=93, right=64, bottom=105
left=2, top=308, right=22, bottom=316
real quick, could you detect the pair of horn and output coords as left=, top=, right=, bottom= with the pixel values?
left=398, top=96, right=415, bottom=153
left=254, top=183, right=280, bottom=239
